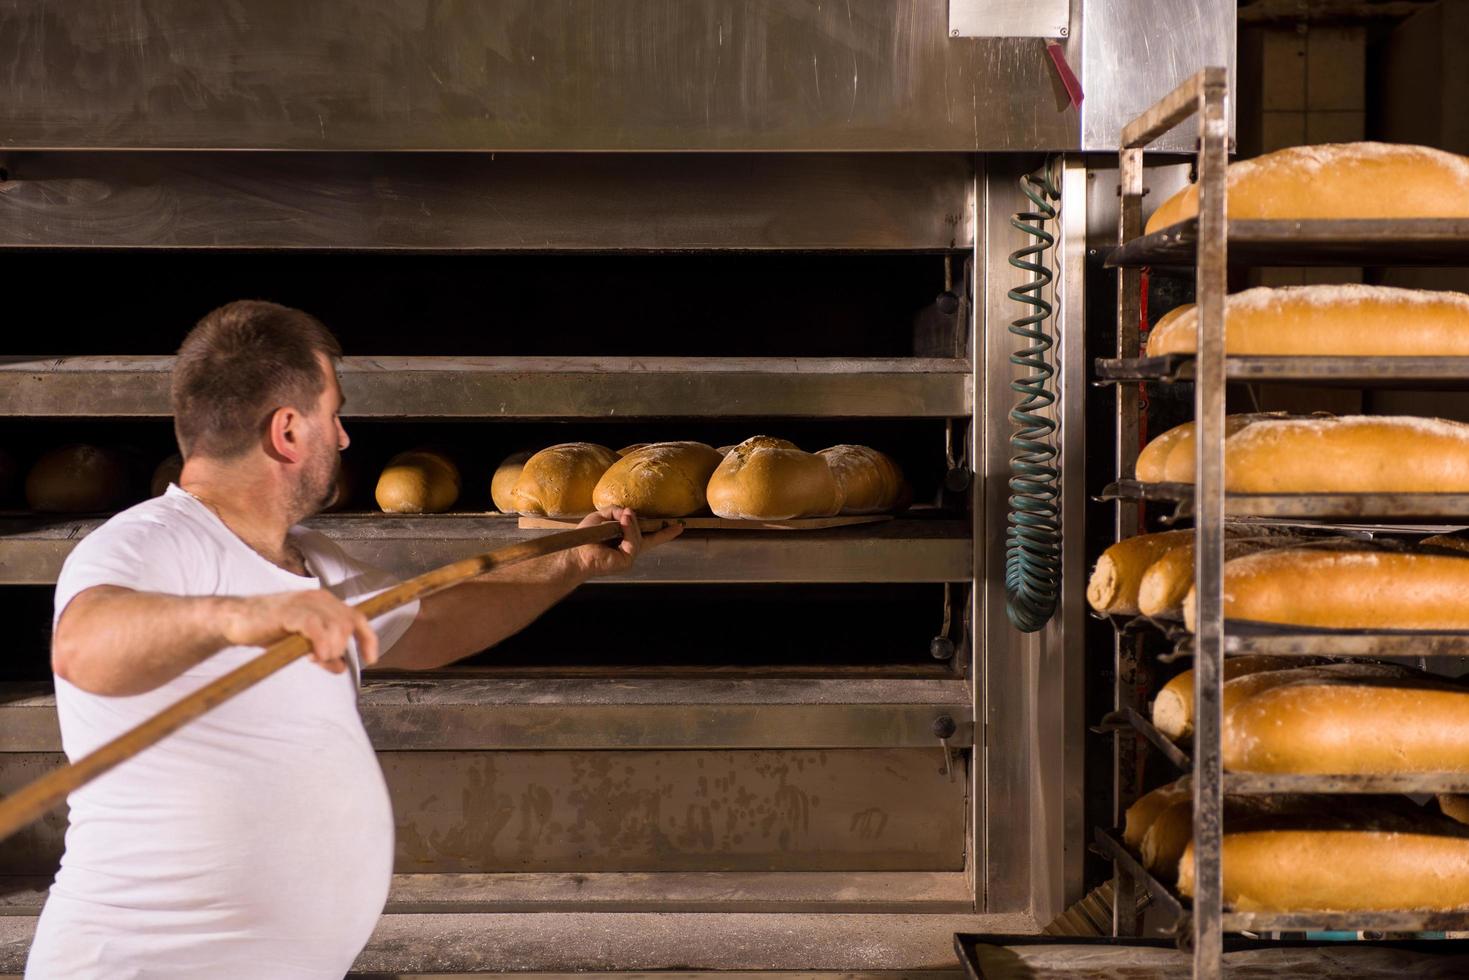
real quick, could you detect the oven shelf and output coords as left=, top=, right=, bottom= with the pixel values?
left=1099, top=479, right=1469, bottom=523
left=0, top=677, right=974, bottom=752
left=0, top=355, right=972, bottom=419
left=1095, top=353, right=1469, bottom=389
left=1105, top=217, right=1469, bottom=269
left=0, top=513, right=973, bottom=585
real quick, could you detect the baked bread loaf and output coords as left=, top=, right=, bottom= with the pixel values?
left=26, top=444, right=131, bottom=513
left=151, top=454, right=183, bottom=497
left=616, top=444, right=649, bottom=457
left=591, top=441, right=724, bottom=518
left=707, top=437, right=840, bottom=520
left=1225, top=415, right=1469, bottom=493
left=817, top=445, right=909, bottom=515
left=1136, top=531, right=1306, bottom=620
left=1122, top=777, right=1191, bottom=849
left=1145, top=142, right=1469, bottom=235
left=1223, top=677, right=1469, bottom=773
left=510, top=443, right=620, bottom=518
left=1146, top=286, right=1469, bottom=357
left=1185, top=548, right=1469, bottom=631
left=1151, top=654, right=1309, bottom=741
left=1134, top=414, right=1286, bottom=484
left=1178, top=823, right=1469, bottom=912
left=1440, top=795, right=1469, bottom=826
left=1143, top=795, right=1326, bottom=881
left=1086, top=530, right=1194, bottom=617
left=490, top=451, right=534, bottom=514
left=375, top=449, right=461, bottom=514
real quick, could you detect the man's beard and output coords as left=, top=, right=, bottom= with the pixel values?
left=291, top=450, right=341, bottom=520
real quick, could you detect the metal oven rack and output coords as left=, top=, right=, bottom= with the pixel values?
left=1097, top=67, right=1469, bottom=978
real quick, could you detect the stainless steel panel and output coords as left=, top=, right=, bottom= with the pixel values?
left=1082, top=0, right=1236, bottom=152
left=0, top=356, right=973, bottom=419
left=0, top=153, right=974, bottom=251
left=0, top=516, right=973, bottom=585
left=949, top=0, right=1068, bottom=38
left=0, top=1, right=1076, bottom=151
left=383, top=749, right=967, bottom=873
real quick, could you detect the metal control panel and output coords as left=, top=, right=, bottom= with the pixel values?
left=949, top=0, right=1069, bottom=38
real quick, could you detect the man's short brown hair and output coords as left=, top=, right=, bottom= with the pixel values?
left=172, top=301, right=342, bottom=459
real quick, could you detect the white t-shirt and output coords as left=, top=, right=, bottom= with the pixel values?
left=25, top=485, right=419, bottom=980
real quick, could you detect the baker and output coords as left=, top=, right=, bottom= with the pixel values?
left=24, top=300, right=682, bottom=979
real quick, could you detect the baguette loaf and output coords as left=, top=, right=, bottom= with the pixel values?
left=26, top=444, right=131, bottom=513
left=1184, top=548, right=1469, bottom=631
left=1134, top=414, right=1287, bottom=484
left=1223, top=678, right=1469, bottom=773
left=1086, top=530, right=1194, bottom=617
left=1221, top=415, right=1469, bottom=493
left=592, top=441, right=724, bottom=518
left=1146, top=285, right=1469, bottom=357
left=1136, top=529, right=1305, bottom=620
left=816, top=445, right=908, bottom=515
left=1151, top=654, right=1313, bottom=742
left=375, top=449, right=461, bottom=514
left=510, top=443, right=620, bottom=518
left=1122, top=777, right=1191, bottom=849
left=490, top=451, right=534, bottom=514
left=1145, top=142, right=1469, bottom=235
left=1143, top=794, right=1327, bottom=881
left=707, top=437, right=840, bottom=520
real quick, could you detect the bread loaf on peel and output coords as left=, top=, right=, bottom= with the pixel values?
left=375, top=449, right=460, bottom=514
left=591, top=441, right=724, bottom=518
left=1145, top=142, right=1469, bottom=235
left=1146, top=285, right=1469, bottom=357
left=1086, top=530, right=1194, bottom=617
left=817, top=445, right=908, bottom=515
left=1184, top=548, right=1469, bottom=631
left=510, top=443, right=620, bottom=518
left=707, top=437, right=840, bottom=520
left=26, top=444, right=131, bottom=513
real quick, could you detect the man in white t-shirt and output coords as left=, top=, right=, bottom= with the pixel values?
left=24, top=300, right=681, bottom=980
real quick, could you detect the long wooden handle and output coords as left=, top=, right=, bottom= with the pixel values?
left=0, top=522, right=626, bottom=844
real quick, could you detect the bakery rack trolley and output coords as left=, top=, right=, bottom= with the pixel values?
left=1094, top=66, right=1469, bottom=978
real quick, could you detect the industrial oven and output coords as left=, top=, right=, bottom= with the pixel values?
left=0, top=2, right=1232, bottom=975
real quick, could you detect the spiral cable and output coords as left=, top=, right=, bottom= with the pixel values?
left=1005, top=162, right=1063, bottom=633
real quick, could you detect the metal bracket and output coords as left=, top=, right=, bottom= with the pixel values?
left=949, top=0, right=1069, bottom=38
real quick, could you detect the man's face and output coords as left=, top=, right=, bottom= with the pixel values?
left=292, top=355, right=348, bottom=517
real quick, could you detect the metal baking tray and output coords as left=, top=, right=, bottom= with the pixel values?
left=1100, top=480, right=1469, bottom=523
left=1169, top=624, right=1469, bottom=660
left=1094, top=353, right=1469, bottom=389
left=1106, top=217, right=1469, bottom=269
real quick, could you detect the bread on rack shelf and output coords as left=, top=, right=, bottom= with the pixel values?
left=591, top=442, right=724, bottom=518
left=1133, top=413, right=1286, bottom=484
left=1183, top=547, right=1469, bottom=631
left=1177, top=806, right=1469, bottom=912
left=26, top=444, right=132, bottom=513
left=1144, top=141, right=1469, bottom=235
left=375, top=449, right=461, bottom=514
left=490, top=451, right=534, bottom=514
left=1146, top=285, right=1469, bottom=357
left=1122, top=776, right=1192, bottom=849
left=1142, top=794, right=1327, bottom=882
left=1223, top=675, right=1469, bottom=774
left=1087, top=530, right=1194, bottom=616
left=817, top=445, right=909, bottom=515
left=510, top=443, right=620, bottom=518
left=707, top=437, right=840, bottom=520
left=1151, top=654, right=1316, bottom=741
left=1136, top=527, right=1305, bottom=620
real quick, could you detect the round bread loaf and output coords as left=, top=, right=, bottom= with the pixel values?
left=817, top=445, right=908, bottom=515
left=510, top=443, right=619, bottom=518
left=1185, top=548, right=1469, bottom=632
left=1134, top=414, right=1286, bottom=484
left=1122, top=776, right=1191, bottom=850
left=151, top=453, right=183, bottom=497
left=1146, top=285, right=1469, bottom=357
left=26, top=444, right=131, bottom=513
left=1086, top=530, right=1194, bottom=617
left=1145, top=142, right=1469, bottom=235
left=591, top=441, right=724, bottom=518
left=1178, top=827, right=1469, bottom=912
left=1223, top=678, right=1469, bottom=774
left=490, top=451, right=534, bottom=514
left=707, top=436, right=840, bottom=521
left=1150, top=654, right=1311, bottom=742
left=375, top=449, right=461, bottom=514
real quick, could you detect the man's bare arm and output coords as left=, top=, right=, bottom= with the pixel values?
left=374, top=507, right=681, bottom=671
left=53, top=585, right=378, bottom=697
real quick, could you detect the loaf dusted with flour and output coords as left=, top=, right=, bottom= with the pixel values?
left=1136, top=528, right=1306, bottom=620
left=1145, top=142, right=1469, bottom=235
left=1150, top=654, right=1312, bottom=741
left=1184, top=548, right=1469, bottom=631
left=817, top=445, right=909, bottom=515
left=707, top=437, right=840, bottom=520
left=1133, top=414, right=1286, bottom=484
left=375, top=449, right=460, bottom=514
left=510, top=443, right=620, bottom=518
left=592, top=441, right=724, bottom=518
left=1147, top=285, right=1469, bottom=357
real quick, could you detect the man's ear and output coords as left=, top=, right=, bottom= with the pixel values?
left=267, top=406, right=302, bottom=464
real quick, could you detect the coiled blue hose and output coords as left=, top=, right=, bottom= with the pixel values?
left=1005, top=162, right=1062, bottom=633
